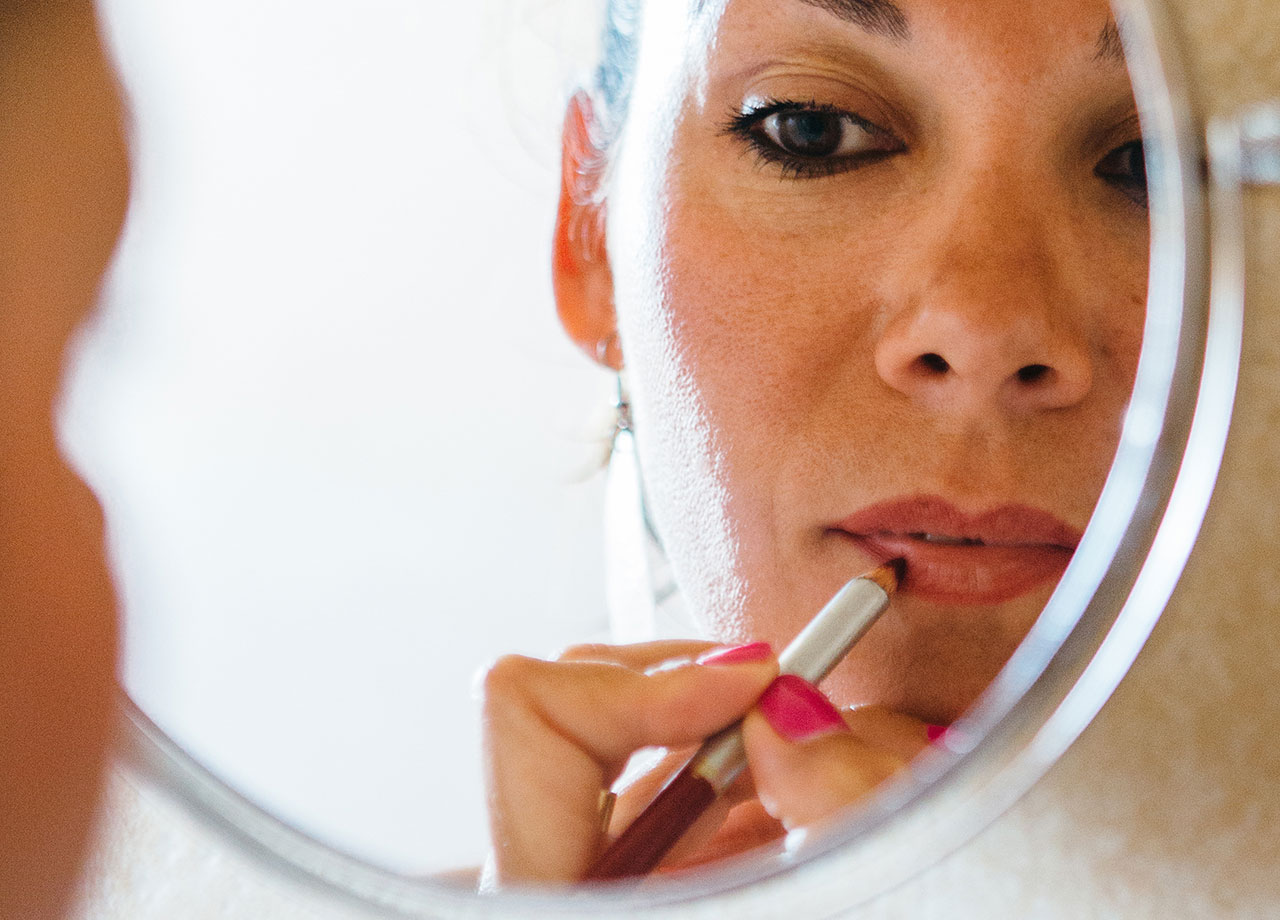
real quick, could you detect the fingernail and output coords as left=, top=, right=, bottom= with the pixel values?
left=926, top=724, right=948, bottom=743
left=757, top=674, right=847, bottom=742
left=696, top=641, right=773, bottom=666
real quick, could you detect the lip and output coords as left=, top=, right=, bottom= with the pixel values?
left=832, top=495, right=1082, bottom=606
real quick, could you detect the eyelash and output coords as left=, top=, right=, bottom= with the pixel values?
left=723, top=98, right=1149, bottom=211
left=720, top=98, right=904, bottom=180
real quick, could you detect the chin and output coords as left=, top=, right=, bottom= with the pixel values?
left=811, top=587, right=1055, bottom=725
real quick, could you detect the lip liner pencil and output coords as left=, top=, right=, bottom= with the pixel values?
left=583, top=559, right=905, bottom=882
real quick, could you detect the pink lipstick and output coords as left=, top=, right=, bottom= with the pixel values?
left=833, top=495, right=1081, bottom=605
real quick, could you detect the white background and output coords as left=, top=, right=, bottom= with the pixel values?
left=64, top=0, right=609, bottom=874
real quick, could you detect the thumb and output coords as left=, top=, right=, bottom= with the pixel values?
left=741, top=676, right=906, bottom=830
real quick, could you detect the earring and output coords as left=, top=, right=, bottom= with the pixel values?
left=606, top=372, right=633, bottom=465
left=612, top=373, right=632, bottom=438
left=599, top=368, right=682, bottom=635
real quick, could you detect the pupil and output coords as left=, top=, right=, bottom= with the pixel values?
left=778, top=112, right=841, bottom=157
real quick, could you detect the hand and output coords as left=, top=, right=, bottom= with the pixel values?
left=480, top=639, right=775, bottom=884
left=741, top=683, right=931, bottom=833
left=479, top=641, right=932, bottom=885
left=657, top=684, right=934, bottom=872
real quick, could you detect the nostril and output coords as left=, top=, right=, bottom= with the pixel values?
left=1016, top=363, right=1051, bottom=384
left=916, top=353, right=950, bottom=375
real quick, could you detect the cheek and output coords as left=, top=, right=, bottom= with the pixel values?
left=1111, top=261, right=1149, bottom=382
left=1072, top=218, right=1150, bottom=425
left=653, top=197, right=894, bottom=450
left=608, top=176, right=896, bottom=625
left=650, top=225, right=869, bottom=545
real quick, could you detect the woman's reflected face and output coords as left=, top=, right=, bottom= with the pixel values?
left=568, top=0, right=1147, bottom=724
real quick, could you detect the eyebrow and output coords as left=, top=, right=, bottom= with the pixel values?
left=795, top=0, right=911, bottom=41
left=1094, top=19, right=1126, bottom=64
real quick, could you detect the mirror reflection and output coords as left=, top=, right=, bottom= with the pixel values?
left=63, top=0, right=1148, bottom=890
left=482, top=0, right=1148, bottom=886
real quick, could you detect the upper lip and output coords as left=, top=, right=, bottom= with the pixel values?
left=833, top=495, right=1082, bottom=550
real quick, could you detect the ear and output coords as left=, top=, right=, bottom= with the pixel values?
left=552, top=92, right=622, bottom=371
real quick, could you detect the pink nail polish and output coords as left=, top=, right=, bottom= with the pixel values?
left=757, top=674, right=848, bottom=742
left=696, top=641, right=773, bottom=666
left=926, top=724, right=948, bottom=743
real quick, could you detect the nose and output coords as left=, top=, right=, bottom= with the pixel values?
left=873, top=181, right=1094, bottom=417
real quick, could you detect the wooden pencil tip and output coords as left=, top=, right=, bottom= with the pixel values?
left=866, top=558, right=906, bottom=594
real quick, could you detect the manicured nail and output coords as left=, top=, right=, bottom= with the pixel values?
left=926, top=724, right=948, bottom=743
left=696, top=642, right=773, bottom=666
left=756, top=674, right=848, bottom=742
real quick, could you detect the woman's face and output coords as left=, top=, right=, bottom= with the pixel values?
left=559, top=0, right=1147, bottom=724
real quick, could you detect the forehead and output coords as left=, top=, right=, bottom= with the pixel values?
left=670, top=0, right=1121, bottom=72
left=615, top=0, right=1132, bottom=177
left=634, top=0, right=1129, bottom=124
left=887, top=0, right=1118, bottom=68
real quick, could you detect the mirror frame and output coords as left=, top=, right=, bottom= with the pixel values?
left=111, top=0, right=1242, bottom=915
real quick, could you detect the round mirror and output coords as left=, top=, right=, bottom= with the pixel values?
left=65, top=0, right=613, bottom=876
left=59, top=0, right=1236, bottom=914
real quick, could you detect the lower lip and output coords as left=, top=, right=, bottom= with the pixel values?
left=835, top=532, right=1074, bottom=606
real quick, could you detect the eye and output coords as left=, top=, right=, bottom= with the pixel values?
left=759, top=109, right=879, bottom=159
left=724, top=99, right=904, bottom=180
left=1095, top=138, right=1147, bottom=208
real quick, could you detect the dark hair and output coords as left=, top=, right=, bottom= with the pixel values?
left=593, top=0, right=642, bottom=148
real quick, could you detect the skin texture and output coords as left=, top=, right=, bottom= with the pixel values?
left=0, top=2, right=128, bottom=917
left=486, top=0, right=1148, bottom=886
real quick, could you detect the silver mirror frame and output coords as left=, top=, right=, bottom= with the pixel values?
left=113, top=0, right=1242, bottom=915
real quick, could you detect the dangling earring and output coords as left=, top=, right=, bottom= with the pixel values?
left=595, top=330, right=631, bottom=454
left=610, top=372, right=632, bottom=454
left=599, top=369, right=681, bottom=632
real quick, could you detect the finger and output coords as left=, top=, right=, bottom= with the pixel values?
left=637, top=706, right=930, bottom=870
left=842, top=704, right=933, bottom=761
left=607, top=741, right=758, bottom=831
left=660, top=798, right=783, bottom=872
left=481, top=649, right=777, bottom=883
left=608, top=745, right=696, bottom=827
left=741, top=677, right=906, bottom=830
left=606, top=733, right=766, bottom=872
left=654, top=794, right=738, bottom=869
left=487, top=652, right=776, bottom=765
left=554, top=639, right=723, bottom=669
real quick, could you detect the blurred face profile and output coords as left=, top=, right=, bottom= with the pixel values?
left=1, top=3, right=128, bottom=918
left=557, top=0, right=1147, bottom=724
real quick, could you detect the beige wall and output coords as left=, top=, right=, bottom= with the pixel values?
left=70, top=0, right=1280, bottom=917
